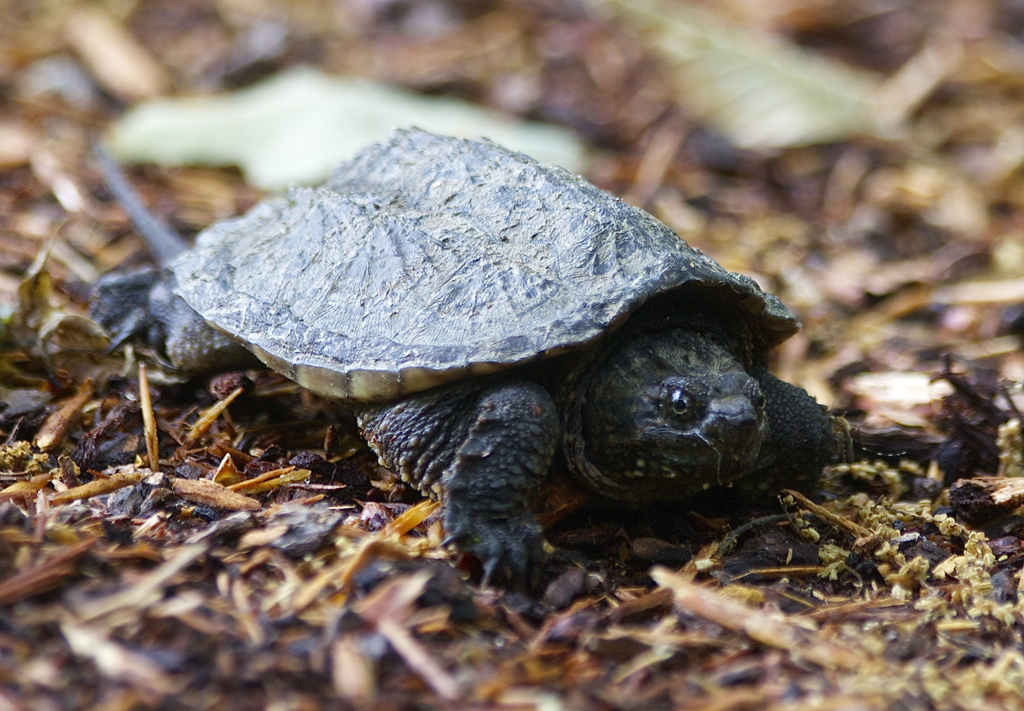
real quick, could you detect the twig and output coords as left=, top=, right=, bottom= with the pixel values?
left=183, top=386, right=244, bottom=449
left=35, top=379, right=93, bottom=451
left=139, top=363, right=160, bottom=473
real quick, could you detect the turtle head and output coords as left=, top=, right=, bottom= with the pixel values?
left=567, top=328, right=768, bottom=500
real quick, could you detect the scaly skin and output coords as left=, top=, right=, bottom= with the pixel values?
left=739, top=370, right=842, bottom=498
left=358, top=379, right=558, bottom=587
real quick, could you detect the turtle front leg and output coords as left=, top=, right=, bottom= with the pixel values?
left=358, top=379, right=559, bottom=586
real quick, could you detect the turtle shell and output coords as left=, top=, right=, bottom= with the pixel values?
left=171, top=128, right=798, bottom=403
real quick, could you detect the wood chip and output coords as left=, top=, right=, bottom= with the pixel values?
left=171, top=477, right=261, bottom=511
left=651, top=566, right=869, bottom=671
left=0, top=121, right=38, bottom=167
left=949, top=477, right=1024, bottom=524
left=64, top=6, right=170, bottom=101
left=212, top=453, right=242, bottom=486
left=183, top=386, right=244, bottom=449
left=934, top=278, right=1024, bottom=305
left=0, top=472, right=54, bottom=502
left=353, top=572, right=462, bottom=700
left=57, top=455, right=81, bottom=489
left=34, top=379, right=93, bottom=451
left=332, top=634, right=376, bottom=703
left=0, top=538, right=96, bottom=605
left=61, top=620, right=179, bottom=696
left=288, top=537, right=405, bottom=613
left=77, top=543, right=211, bottom=620
left=383, top=499, right=440, bottom=537
left=783, top=489, right=878, bottom=548
left=227, top=466, right=310, bottom=495
left=50, top=471, right=144, bottom=505
left=606, top=587, right=673, bottom=623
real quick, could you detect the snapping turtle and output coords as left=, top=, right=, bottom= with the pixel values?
left=94, top=128, right=846, bottom=583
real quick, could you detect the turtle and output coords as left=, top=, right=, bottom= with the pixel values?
left=92, top=128, right=848, bottom=585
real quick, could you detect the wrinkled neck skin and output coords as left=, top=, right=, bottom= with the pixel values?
left=562, top=315, right=768, bottom=502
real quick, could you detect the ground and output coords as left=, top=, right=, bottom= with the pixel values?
left=1, top=1, right=1024, bottom=709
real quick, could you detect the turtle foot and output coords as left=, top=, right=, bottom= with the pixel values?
left=443, top=511, right=545, bottom=589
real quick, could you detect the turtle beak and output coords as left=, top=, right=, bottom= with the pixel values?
left=696, top=391, right=766, bottom=478
left=703, top=394, right=763, bottom=444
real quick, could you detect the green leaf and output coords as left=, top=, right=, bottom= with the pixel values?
left=108, top=67, right=585, bottom=189
left=591, top=0, right=882, bottom=148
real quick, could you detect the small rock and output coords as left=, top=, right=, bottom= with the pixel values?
left=543, top=567, right=586, bottom=609
left=629, top=537, right=693, bottom=566
left=209, top=372, right=254, bottom=398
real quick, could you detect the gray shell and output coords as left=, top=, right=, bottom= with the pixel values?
left=171, top=128, right=798, bottom=403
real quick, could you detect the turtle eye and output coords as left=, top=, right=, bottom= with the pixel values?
left=755, top=389, right=767, bottom=412
left=665, top=387, right=701, bottom=427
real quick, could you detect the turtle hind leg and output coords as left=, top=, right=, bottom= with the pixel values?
left=91, top=267, right=256, bottom=373
left=359, top=379, right=559, bottom=588
left=91, top=266, right=166, bottom=349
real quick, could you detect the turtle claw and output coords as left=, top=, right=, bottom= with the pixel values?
left=443, top=512, right=545, bottom=590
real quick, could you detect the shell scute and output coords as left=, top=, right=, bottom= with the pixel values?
left=172, top=128, right=797, bottom=402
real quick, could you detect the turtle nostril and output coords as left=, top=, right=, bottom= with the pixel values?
left=733, top=411, right=758, bottom=431
left=702, top=407, right=760, bottom=443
